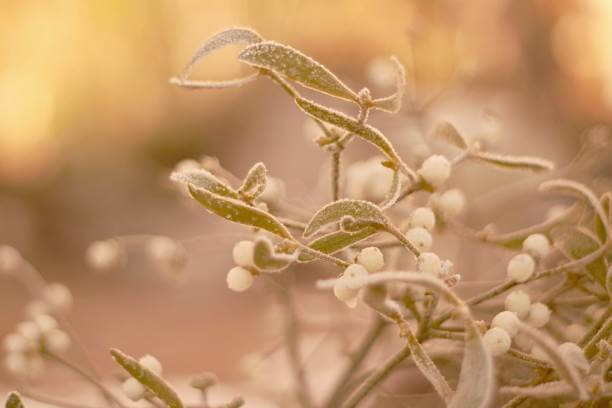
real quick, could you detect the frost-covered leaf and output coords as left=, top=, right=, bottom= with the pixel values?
left=499, top=381, right=576, bottom=398
left=170, top=27, right=262, bottom=89
left=238, top=41, right=357, bottom=102
left=554, top=226, right=608, bottom=288
left=540, top=179, right=610, bottom=241
left=238, top=162, right=267, bottom=200
left=372, top=56, right=406, bottom=113
left=252, top=236, right=296, bottom=272
left=449, top=319, right=495, bottom=408
left=298, top=225, right=379, bottom=262
left=295, top=96, right=415, bottom=180
left=430, top=121, right=468, bottom=150
left=596, top=192, right=612, bottom=243
left=470, top=151, right=554, bottom=172
left=379, top=170, right=402, bottom=210
left=171, top=169, right=239, bottom=199
left=110, top=349, right=184, bottom=408
left=5, top=393, right=24, bottom=408
left=188, top=185, right=292, bottom=239
left=303, top=199, right=387, bottom=238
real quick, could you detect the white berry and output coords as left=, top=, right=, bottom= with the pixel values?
left=417, top=252, right=442, bottom=278
left=410, top=207, right=436, bottom=231
left=343, top=264, right=369, bottom=286
left=34, top=314, right=58, bottom=333
left=505, top=290, right=532, bottom=319
left=333, top=277, right=359, bottom=308
left=3, top=333, right=28, bottom=353
left=435, top=189, right=466, bottom=218
left=44, top=329, right=71, bottom=353
left=491, top=311, right=520, bottom=338
left=232, top=241, right=255, bottom=268
left=522, top=234, right=550, bottom=258
left=4, top=352, right=28, bottom=376
left=17, top=321, right=41, bottom=342
left=406, top=227, right=433, bottom=251
left=226, top=266, right=254, bottom=292
left=558, top=342, right=589, bottom=373
left=418, top=155, right=451, bottom=187
left=42, top=283, right=73, bottom=313
left=356, top=247, right=384, bottom=273
left=0, top=245, right=22, bottom=274
left=86, top=240, right=121, bottom=271
left=483, top=327, right=511, bottom=356
left=122, top=377, right=146, bottom=401
left=139, top=354, right=162, bottom=376
left=507, top=253, right=535, bottom=283
left=526, top=302, right=551, bottom=328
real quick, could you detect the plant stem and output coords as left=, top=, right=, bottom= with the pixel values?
left=332, top=151, right=341, bottom=202
left=19, top=389, right=102, bottom=408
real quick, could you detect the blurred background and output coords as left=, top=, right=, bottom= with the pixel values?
left=2, top=0, right=612, bottom=401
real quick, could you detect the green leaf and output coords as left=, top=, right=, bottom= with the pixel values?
left=188, top=185, right=293, bottom=239
left=171, top=169, right=239, bottom=199
left=252, top=236, right=296, bottom=272
left=430, top=121, right=468, bottom=150
left=5, top=393, right=24, bottom=408
left=596, top=192, right=612, bottom=243
left=470, top=151, right=554, bottom=172
left=298, top=225, right=379, bottom=262
left=372, top=56, right=406, bottom=113
left=294, top=96, right=416, bottom=180
left=554, top=226, right=608, bottom=289
left=238, top=41, right=357, bottom=102
left=238, top=162, right=267, bottom=200
left=303, top=199, right=387, bottom=238
left=379, top=169, right=402, bottom=210
left=110, top=349, right=184, bottom=408
left=448, top=320, right=495, bottom=408
left=540, top=179, right=610, bottom=241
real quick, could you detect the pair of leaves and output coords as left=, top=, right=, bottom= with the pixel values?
left=303, top=199, right=388, bottom=238
left=110, top=349, right=184, bottom=408
left=238, top=162, right=267, bottom=200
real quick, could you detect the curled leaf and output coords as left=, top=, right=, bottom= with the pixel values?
left=304, top=199, right=387, bottom=238
left=188, top=185, right=292, bottom=239
left=110, top=349, right=184, bottom=408
left=372, top=56, right=406, bottom=113
left=379, top=169, right=402, bottom=210
left=553, top=226, right=608, bottom=288
left=170, top=27, right=263, bottom=89
left=252, top=236, right=296, bottom=272
left=238, top=162, right=267, bottom=200
left=295, top=96, right=416, bottom=181
left=430, top=121, right=468, bottom=150
left=470, top=151, right=554, bottom=172
left=171, top=169, right=239, bottom=199
left=238, top=41, right=357, bottom=102
left=596, top=192, right=612, bottom=243
left=298, top=225, right=379, bottom=262
left=5, top=393, right=24, bottom=408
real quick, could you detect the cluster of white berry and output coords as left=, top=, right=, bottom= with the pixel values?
left=121, top=354, right=163, bottom=401
left=334, top=247, right=384, bottom=308
left=226, top=241, right=257, bottom=292
left=506, top=233, right=551, bottom=283
left=482, top=289, right=552, bottom=356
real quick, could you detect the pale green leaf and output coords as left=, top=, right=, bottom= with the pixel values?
left=298, top=225, right=379, bottom=262
left=238, top=41, right=357, bottom=102
left=303, top=199, right=387, bottom=238
left=379, top=169, right=402, bottom=210
left=252, top=236, right=296, bottom=272
left=596, top=192, right=611, bottom=243
left=430, top=121, right=468, bottom=150
left=470, top=151, right=554, bottom=172
left=372, top=56, right=406, bottom=113
left=238, top=162, right=267, bottom=200
left=295, top=96, right=416, bottom=180
left=554, top=226, right=607, bottom=288
left=5, top=393, right=24, bottom=408
left=188, top=185, right=293, bottom=239
left=110, top=349, right=184, bottom=408
left=171, top=169, right=239, bottom=199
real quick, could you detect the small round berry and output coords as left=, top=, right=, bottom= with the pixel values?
left=526, top=302, right=551, bottom=328
left=406, top=227, right=433, bottom=251
left=146, top=236, right=187, bottom=269
left=504, top=290, right=532, bottom=319
left=418, top=155, right=451, bottom=187
left=139, top=355, right=162, bottom=376
left=86, top=240, right=121, bottom=271
left=34, top=314, right=58, bottom=334
left=410, top=207, right=436, bottom=231
left=506, top=253, right=535, bottom=283
left=4, top=352, right=28, bottom=376
left=343, top=264, right=369, bottom=288
left=232, top=241, right=255, bottom=268
left=226, top=267, right=254, bottom=292
left=565, top=323, right=585, bottom=343
left=44, top=329, right=71, bottom=353
left=483, top=327, right=511, bottom=356
left=333, top=277, right=359, bottom=308
left=122, top=377, right=146, bottom=401
left=558, top=342, right=589, bottom=373
left=356, top=247, right=384, bottom=273
left=435, top=189, right=466, bottom=218
left=259, top=177, right=286, bottom=206
left=42, top=283, right=73, bottom=313
left=491, top=311, right=520, bottom=338
left=17, top=321, right=41, bottom=342
left=25, top=300, right=49, bottom=319
left=3, top=333, right=28, bottom=353
left=522, top=234, right=550, bottom=259
left=417, top=252, right=442, bottom=278
left=363, top=165, right=394, bottom=202
left=0, top=245, right=22, bottom=274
